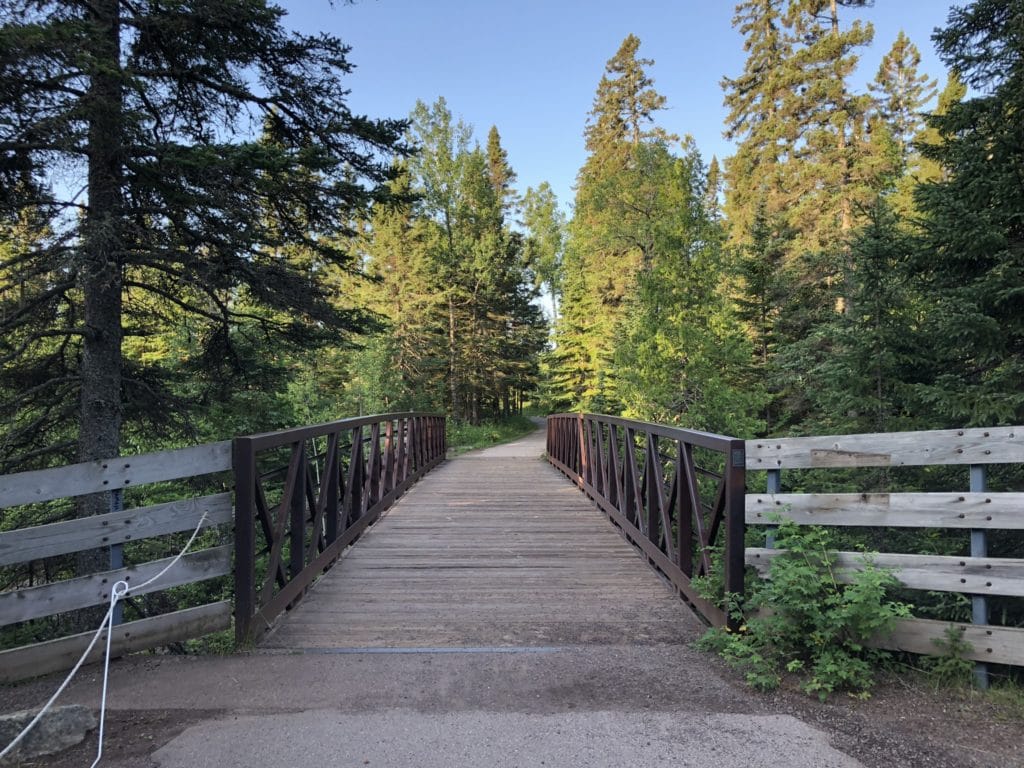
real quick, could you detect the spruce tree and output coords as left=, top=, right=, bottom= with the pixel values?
left=554, top=34, right=671, bottom=409
left=406, top=99, right=545, bottom=423
left=582, top=33, right=671, bottom=156
left=911, top=0, right=1024, bottom=425
left=612, top=143, right=763, bottom=436
left=870, top=31, right=938, bottom=166
left=721, top=0, right=794, bottom=248
left=799, top=200, right=924, bottom=434
left=0, top=1, right=409, bottom=471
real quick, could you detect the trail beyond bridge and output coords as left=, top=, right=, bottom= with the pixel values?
left=1, top=420, right=1019, bottom=767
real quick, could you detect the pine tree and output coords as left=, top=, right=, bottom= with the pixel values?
left=782, top=0, right=879, bottom=254
left=0, top=1, right=409, bottom=472
left=554, top=35, right=672, bottom=409
left=911, top=0, right=1024, bottom=425
left=721, top=0, right=794, bottom=247
left=870, top=31, right=938, bottom=166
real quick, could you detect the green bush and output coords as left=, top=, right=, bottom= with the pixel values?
left=698, top=519, right=912, bottom=699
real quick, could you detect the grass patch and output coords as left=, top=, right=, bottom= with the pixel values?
left=446, top=415, right=539, bottom=456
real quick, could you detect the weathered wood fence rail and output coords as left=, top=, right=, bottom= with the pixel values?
left=0, top=412, right=446, bottom=682
left=0, top=442, right=234, bottom=683
left=546, top=413, right=746, bottom=628
left=745, top=426, right=1024, bottom=673
left=233, top=412, right=446, bottom=643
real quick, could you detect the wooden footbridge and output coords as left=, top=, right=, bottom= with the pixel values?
left=1, top=413, right=1023, bottom=683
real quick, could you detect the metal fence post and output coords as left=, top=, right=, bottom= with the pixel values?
left=724, top=439, right=747, bottom=629
left=109, top=488, right=124, bottom=626
left=970, top=463, right=989, bottom=690
left=232, top=436, right=256, bottom=645
left=765, top=468, right=781, bottom=548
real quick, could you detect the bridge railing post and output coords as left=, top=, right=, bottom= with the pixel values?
left=233, top=435, right=257, bottom=645
left=724, top=438, right=746, bottom=629
left=577, top=413, right=587, bottom=482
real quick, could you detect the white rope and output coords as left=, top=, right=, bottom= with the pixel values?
left=0, top=512, right=209, bottom=766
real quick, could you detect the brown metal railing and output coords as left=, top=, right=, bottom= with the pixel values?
left=233, top=412, right=446, bottom=642
left=547, top=413, right=745, bottom=627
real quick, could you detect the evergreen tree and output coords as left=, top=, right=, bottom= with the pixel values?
left=733, top=202, right=792, bottom=434
left=799, top=200, right=924, bottom=434
left=782, top=0, right=881, bottom=254
left=911, top=0, right=1024, bottom=425
left=353, top=166, right=444, bottom=413
left=0, top=1, right=409, bottom=471
left=911, top=72, right=966, bottom=187
left=870, top=31, right=938, bottom=166
left=486, top=125, right=518, bottom=213
left=705, top=155, right=723, bottom=220
left=582, top=33, right=671, bottom=156
left=721, top=0, right=794, bottom=247
left=406, top=99, right=545, bottom=423
left=554, top=35, right=672, bottom=409
left=612, top=143, right=763, bottom=436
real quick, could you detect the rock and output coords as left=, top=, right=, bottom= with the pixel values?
left=0, top=704, right=96, bottom=765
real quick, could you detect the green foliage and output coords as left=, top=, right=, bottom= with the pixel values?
left=552, top=35, right=671, bottom=412
left=446, top=415, right=537, bottom=456
left=910, top=0, right=1024, bottom=426
left=781, top=199, right=928, bottom=435
left=402, top=98, right=547, bottom=423
left=870, top=30, right=938, bottom=167
left=699, top=519, right=911, bottom=699
left=611, top=141, right=764, bottom=436
left=923, top=625, right=976, bottom=687
left=0, top=0, right=410, bottom=470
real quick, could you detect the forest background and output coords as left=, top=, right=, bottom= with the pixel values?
left=0, top=0, right=1022, bottom=664
left=4, top=0, right=1022, bottom=472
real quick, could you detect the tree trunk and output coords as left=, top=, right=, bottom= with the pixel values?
left=76, top=0, right=125, bottom=588
left=448, top=295, right=460, bottom=420
left=831, top=0, right=854, bottom=316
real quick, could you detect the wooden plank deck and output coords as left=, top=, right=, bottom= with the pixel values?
left=260, top=428, right=702, bottom=650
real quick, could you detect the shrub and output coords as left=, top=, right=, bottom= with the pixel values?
left=698, top=519, right=912, bottom=699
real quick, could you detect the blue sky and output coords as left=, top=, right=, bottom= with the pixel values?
left=280, top=0, right=957, bottom=214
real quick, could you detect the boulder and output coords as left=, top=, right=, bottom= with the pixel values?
left=0, top=704, right=96, bottom=765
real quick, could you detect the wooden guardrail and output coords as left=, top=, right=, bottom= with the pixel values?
left=233, top=413, right=446, bottom=643
left=547, top=413, right=746, bottom=628
left=0, top=443, right=233, bottom=683
left=745, top=426, right=1024, bottom=674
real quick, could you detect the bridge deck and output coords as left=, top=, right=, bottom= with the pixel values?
left=261, top=427, right=702, bottom=650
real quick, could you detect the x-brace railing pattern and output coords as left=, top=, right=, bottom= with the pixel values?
left=233, top=413, right=446, bottom=642
left=547, top=413, right=745, bottom=627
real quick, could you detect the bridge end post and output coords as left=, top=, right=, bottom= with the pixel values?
left=724, top=439, right=747, bottom=630
left=233, top=436, right=257, bottom=646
